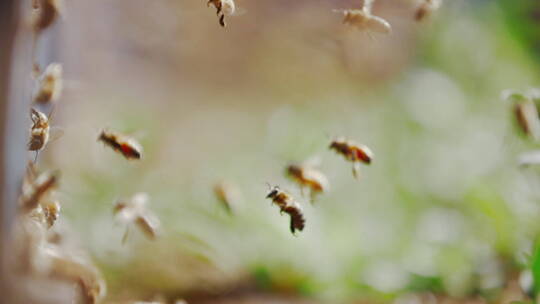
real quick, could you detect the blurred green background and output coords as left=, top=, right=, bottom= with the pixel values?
left=40, top=0, right=540, bottom=302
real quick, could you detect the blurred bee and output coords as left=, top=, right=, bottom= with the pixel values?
left=113, top=193, right=160, bottom=243
left=503, top=89, right=540, bottom=140
left=329, top=137, right=373, bottom=179
left=32, top=0, right=63, bottom=32
left=43, top=244, right=107, bottom=304
left=286, top=163, right=329, bottom=202
left=514, top=101, right=540, bottom=140
left=333, top=0, right=391, bottom=34
left=266, top=185, right=305, bottom=234
left=21, top=169, right=60, bottom=212
left=34, top=63, right=63, bottom=104
left=42, top=200, right=61, bottom=228
left=414, top=0, right=442, bottom=22
left=214, top=181, right=241, bottom=214
left=207, top=0, right=236, bottom=27
left=98, top=129, right=143, bottom=160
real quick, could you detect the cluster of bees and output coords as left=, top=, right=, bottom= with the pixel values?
left=12, top=1, right=107, bottom=303
left=21, top=1, right=180, bottom=303
left=205, top=0, right=443, bottom=30
left=214, top=138, right=373, bottom=235
left=14, top=0, right=448, bottom=302
left=264, top=138, right=373, bottom=234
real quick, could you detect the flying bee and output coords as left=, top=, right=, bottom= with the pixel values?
left=333, top=0, right=391, bottom=35
left=503, top=89, right=540, bottom=140
left=514, top=101, right=540, bottom=140
left=113, top=193, right=160, bottom=243
left=282, top=202, right=305, bottom=234
left=266, top=185, right=305, bottom=234
left=286, top=163, right=329, bottom=202
left=28, top=108, right=50, bottom=153
left=28, top=108, right=62, bottom=162
left=98, top=129, right=143, bottom=160
left=214, top=181, right=241, bottom=214
left=34, top=63, right=63, bottom=104
left=329, top=137, right=373, bottom=179
left=207, top=0, right=238, bottom=27
left=414, top=0, right=442, bottom=22
left=41, top=200, right=61, bottom=228
left=21, top=169, right=60, bottom=212
left=32, top=0, right=63, bottom=32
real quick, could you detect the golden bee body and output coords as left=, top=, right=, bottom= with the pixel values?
left=34, top=63, right=63, bottom=104
left=98, top=129, right=143, bottom=160
left=28, top=108, right=50, bottom=152
left=335, top=8, right=391, bottom=34
left=330, top=138, right=373, bottom=179
left=32, top=0, right=62, bottom=32
left=266, top=186, right=305, bottom=234
left=286, top=164, right=329, bottom=202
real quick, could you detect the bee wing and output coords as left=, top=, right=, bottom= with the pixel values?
left=230, top=7, right=246, bottom=16
left=48, top=126, right=64, bottom=143
left=362, top=0, right=375, bottom=13
left=502, top=89, right=528, bottom=103
left=366, top=15, right=392, bottom=34
left=518, top=150, right=540, bottom=167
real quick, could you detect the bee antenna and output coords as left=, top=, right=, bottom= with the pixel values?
left=265, top=182, right=272, bottom=191
left=30, top=108, right=38, bottom=123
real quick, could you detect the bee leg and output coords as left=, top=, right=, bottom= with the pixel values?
left=352, top=163, right=360, bottom=179
left=33, top=151, right=39, bottom=163
left=219, top=14, right=226, bottom=27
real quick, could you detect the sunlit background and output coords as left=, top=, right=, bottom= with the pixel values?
left=33, top=0, right=540, bottom=302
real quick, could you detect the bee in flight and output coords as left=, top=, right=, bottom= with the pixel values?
left=329, top=137, right=373, bottom=179
left=414, top=0, right=442, bottom=22
left=333, top=0, right=391, bottom=34
left=207, top=0, right=240, bottom=27
left=266, top=185, right=305, bottom=234
left=503, top=89, right=540, bottom=141
left=33, top=62, right=62, bottom=104
left=32, top=0, right=63, bottom=33
left=214, top=180, right=241, bottom=214
left=28, top=108, right=50, bottom=154
left=113, top=192, right=160, bottom=243
left=286, top=162, right=329, bottom=202
left=20, top=167, right=60, bottom=212
left=98, top=129, right=143, bottom=160
left=28, top=108, right=62, bottom=162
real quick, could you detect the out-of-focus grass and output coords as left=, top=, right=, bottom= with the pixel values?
left=42, top=0, right=540, bottom=302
